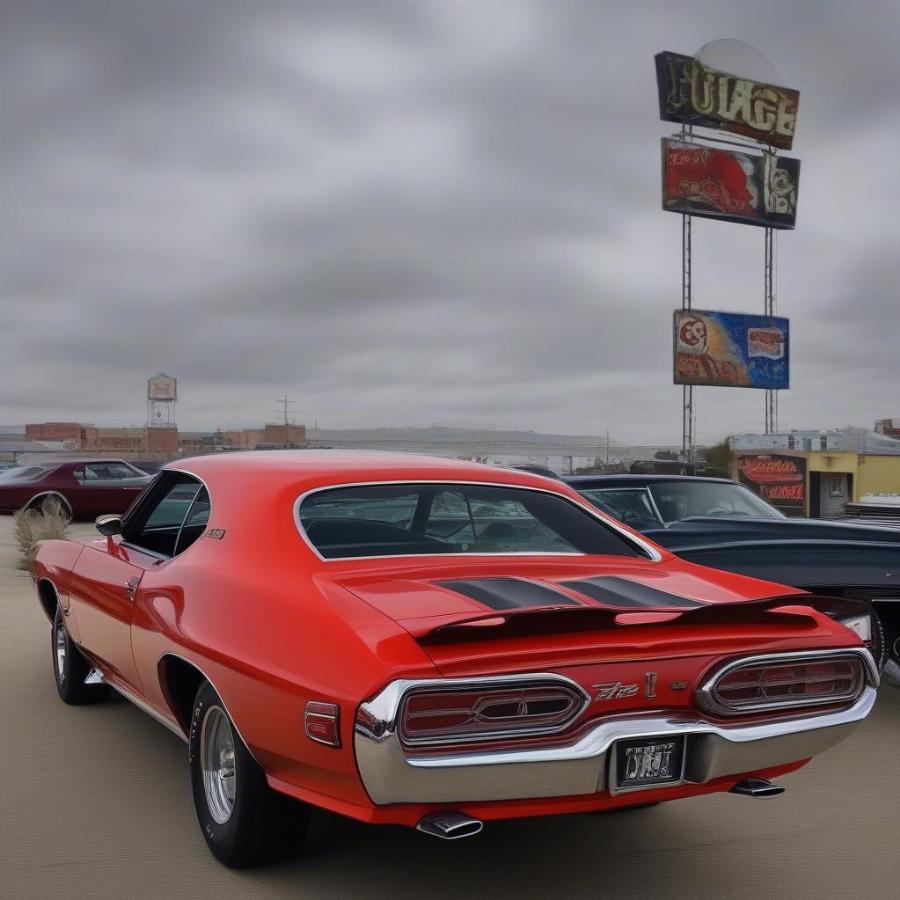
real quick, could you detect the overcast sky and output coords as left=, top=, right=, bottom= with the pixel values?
left=2, top=0, right=898, bottom=444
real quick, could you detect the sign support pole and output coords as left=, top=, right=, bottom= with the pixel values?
left=681, top=126, right=694, bottom=463
left=764, top=221, right=776, bottom=433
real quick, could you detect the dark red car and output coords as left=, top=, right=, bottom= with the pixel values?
left=0, top=459, right=152, bottom=519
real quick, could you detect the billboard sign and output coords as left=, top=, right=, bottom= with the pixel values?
left=655, top=51, right=799, bottom=150
left=662, top=139, right=798, bottom=229
left=674, top=310, right=789, bottom=389
left=147, top=373, right=177, bottom=401
left=737, top=453, right=806, bottom=514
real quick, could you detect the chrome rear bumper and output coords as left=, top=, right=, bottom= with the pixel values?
left=354, top=685, right=877, bottom=805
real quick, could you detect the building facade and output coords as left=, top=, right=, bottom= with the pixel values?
left=731, top=428, right=900, bottom=517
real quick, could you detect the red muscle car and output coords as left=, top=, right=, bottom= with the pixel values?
left=0, top=459, right=152, bottom=519
left=31, top=452, right=879, bottom=868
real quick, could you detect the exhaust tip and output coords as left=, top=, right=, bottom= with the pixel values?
left=730, top=777, right=785, bottom=798
left=416, top=811, right=484, bottom=840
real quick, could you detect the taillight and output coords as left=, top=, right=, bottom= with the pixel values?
left=700, top=652, right=868, bottom=716
left=397, top=679, right=586, bottom=746
left=304, top=700, right=341, bottom=747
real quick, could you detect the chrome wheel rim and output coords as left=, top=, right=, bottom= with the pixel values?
left=200, top=705, right=236, bottom=824
left=55, top=618, right=67, bottom=683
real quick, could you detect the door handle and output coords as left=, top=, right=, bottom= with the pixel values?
left=125, top=577, right=139, bottom=602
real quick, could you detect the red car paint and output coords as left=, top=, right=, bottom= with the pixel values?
left=0, top=459, right=151, bottom=518
left=31, top=452, right=876, bottom=833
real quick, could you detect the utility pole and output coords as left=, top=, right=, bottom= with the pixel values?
left=276, top=395, right=296, bottom=448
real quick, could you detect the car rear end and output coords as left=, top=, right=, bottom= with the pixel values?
left=348, top=579, right=878, bottom=831
left=290, top=470, right=879, bottom=833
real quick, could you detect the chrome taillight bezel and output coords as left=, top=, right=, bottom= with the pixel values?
left=696, top=648, right=878, bottom=718
left=398, top=679, right=588, bottom=747
left=357, top=674, right=590, bottom=749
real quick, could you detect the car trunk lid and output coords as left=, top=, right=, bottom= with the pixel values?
left=335, top=558, right=835, bottom=676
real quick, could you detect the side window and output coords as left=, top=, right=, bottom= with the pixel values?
left=106, top=462, right=142, bottom=479
left=580, top=489, right=662, bottom=530
left=122, top=473, right=208, bottom=558
left=175, top=488, right=210, bottom=554
left=79, top=462, right=122, bottom=483
left=76, top=462, right=143, bottom=484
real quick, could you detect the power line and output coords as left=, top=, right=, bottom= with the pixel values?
left=275, top=395, right=297, bottom=448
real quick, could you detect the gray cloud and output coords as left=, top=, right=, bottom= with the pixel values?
left=2, top=0, right=899, bottom=442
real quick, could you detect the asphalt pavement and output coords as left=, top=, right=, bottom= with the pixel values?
left=1, top=517, right=898, bottom=899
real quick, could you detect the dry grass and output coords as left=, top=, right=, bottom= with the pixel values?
left=14, top=496, right=70, bottom=571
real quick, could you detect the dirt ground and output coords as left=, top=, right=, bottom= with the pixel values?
left=1, top=516, right=898, bottom=899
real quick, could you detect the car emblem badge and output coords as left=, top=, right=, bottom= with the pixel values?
left=594, top=673, right=660, bottom=702
left=593, top=681, right=640, bottom=702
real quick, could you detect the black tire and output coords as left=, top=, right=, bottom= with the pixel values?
left=51, top=607, right=110, bottom=704
left=189, top=681, right=309, bottom=868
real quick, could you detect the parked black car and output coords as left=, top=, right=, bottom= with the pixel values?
left=565, top=474, right=900, bottom=683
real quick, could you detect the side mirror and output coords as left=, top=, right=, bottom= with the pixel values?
left=95, top=514, right=122, bottom=536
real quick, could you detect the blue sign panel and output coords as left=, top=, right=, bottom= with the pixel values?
left=674, top=310, right=789, bottom=390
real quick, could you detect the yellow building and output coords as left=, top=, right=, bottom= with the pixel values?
left=731, top=429, right=900, bottom=518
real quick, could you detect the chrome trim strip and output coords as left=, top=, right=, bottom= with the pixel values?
left=103, top=676, right=188, bottom=743
left=354, top=685, right=876, bottom=805
left=292, top=479, right=662, bottom=563
left=696, top=647, right=880, bottom=717
left=404, top=689, right=877, bottom=768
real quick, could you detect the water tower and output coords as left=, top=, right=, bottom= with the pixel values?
left=147, top=373, right=177, bottom=428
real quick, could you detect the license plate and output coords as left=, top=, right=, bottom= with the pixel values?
left=614, top=736, right=685, bottom=790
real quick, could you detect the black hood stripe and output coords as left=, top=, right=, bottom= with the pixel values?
left=561, top=575, right=704, bottom=609
left=437, top=578, right=581, bottom=611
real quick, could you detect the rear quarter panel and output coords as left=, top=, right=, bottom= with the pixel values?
left=129, top=491, right=439, bottom=811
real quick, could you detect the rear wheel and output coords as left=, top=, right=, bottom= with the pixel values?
left=28, top=493, right=72, bottom=522
left=189, top=681, right=309, bottom=868
left=51, top=607, right=109, bottom=704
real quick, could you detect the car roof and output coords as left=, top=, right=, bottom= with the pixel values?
left=36, top=458, right=133, bottom=468
left=564, top=474, right=736, bottom=487
left=169, top=450, right=568, bottom=493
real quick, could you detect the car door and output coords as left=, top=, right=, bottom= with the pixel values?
left=68, top=472, right=205, bottom=690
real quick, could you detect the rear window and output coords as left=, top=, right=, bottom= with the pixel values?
left=0, top=465, right=54, bottom=482
left=297, top=483, right=647, bottom=560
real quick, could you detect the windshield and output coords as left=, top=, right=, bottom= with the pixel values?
left=579, top=488, right=663, bottom=530
left=297, top=483, right=647, bottom=560
left=648, top=481, right=783, bottom=523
